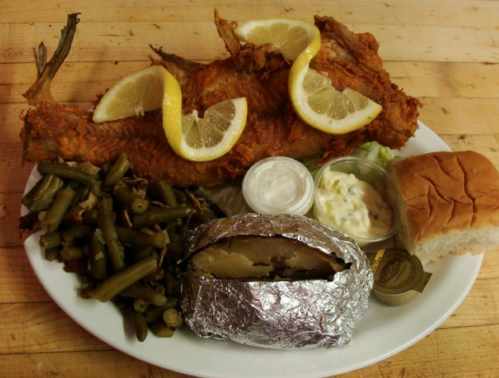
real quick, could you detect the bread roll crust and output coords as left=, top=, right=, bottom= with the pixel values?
left=388, top=151, right=499, bottom=262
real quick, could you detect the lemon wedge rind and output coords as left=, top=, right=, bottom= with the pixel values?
left=235, top=17, right=382, bottom=134
left=93, top=65, right=167, bottom=124
left=166, top=97, right=248, bottom=162
left=235, top=18, right=319, bottom=62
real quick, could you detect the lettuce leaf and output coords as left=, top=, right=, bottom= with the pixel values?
left=351, top=142, right=395, bottom=167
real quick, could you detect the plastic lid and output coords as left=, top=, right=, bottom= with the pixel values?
left=242, top=157, right=314, bottom=216
left=367, top=249, right=433, bottom=306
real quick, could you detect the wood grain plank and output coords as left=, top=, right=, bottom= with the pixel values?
left=0, top=302, right=111, bottom=354
left=0, top=247, right=51, bottom=303
left=0, top=192, right=31, bottom=248
left=1, top=1, right=498, bottom=377
left=419, top=98, right=499, bottom=135
left=386, top=62, right=499, bottom=98
left=1, top=21, right=498, bottom=64
left=0, top=60, right=151, bottom=105
left=340, top=324, right=499, bottom=377
left=439, top=274, right=499, bottom=329
left=0, top=350, right=193, bottom=378
left=2, top=60, right=499, bottom=105
left=441, top=134, right=499, bottom=166
left=1, top=1, right=499, bottom=28
left=0, top=145, right=33, bottom=193
left=0, top=294, right=497, bottom=356
left=1, top=323, right=498, bottom=378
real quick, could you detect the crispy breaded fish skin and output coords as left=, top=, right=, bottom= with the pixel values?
left=21, top=12, right=421, bottom=187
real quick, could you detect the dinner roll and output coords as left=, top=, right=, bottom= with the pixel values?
left=387, top=151, right=499, bottom=264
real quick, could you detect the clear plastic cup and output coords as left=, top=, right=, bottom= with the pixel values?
left=242, top=157, right=314, bottom=216
left=313, top=156, right=400, bottom=246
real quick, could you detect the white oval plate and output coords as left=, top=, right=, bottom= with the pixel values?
left=23, top=122, right=482, bottom=378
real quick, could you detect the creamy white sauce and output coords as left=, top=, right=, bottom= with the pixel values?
left=243, top=157, right=314, bottom=215
left=248, top=163, right=305, bottom=208
left=315, top=171, right=391, bottom=238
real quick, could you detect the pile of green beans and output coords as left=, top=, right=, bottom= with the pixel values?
left=22, top=153, right=223, bottom=342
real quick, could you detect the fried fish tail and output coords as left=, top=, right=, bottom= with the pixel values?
left=23, top=13, right=80, bottom=106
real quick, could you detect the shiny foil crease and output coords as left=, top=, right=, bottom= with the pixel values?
left=180, top=213, right=373, bottom=349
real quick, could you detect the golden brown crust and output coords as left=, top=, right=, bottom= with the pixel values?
left=388, top=151, right=499, bottom=246
left=22, top=13, right=422, bottom=187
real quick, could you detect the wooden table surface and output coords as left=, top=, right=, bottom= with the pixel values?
left=1, top=0, right=499, bottom=377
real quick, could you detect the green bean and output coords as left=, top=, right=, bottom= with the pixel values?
left=72, top=186, right=90, bottom=206
left=22, top=174, right=65, bottom=212
left=98, top=199, right=124, bottom=271
left=66, top=179, right=81, bottom=190
left=100, top=162, right=111, bottom=176
left=120, top=284, right=167, bottom=306
left=45, top=247, right=60, bottom=261
left=199, top=208, right=217, bottom=224
left=62, top=225, right=94, bottom=244
left=21, top=178, right=43, bottom=211
left=143, top=297, right=178, bottom=322
left=132, top=246, right=158, bottom=263
left=98, top=197, right=113, bottom=213
left=163, top=308, right=183, bottom=328
left=133, top=207, right=194, bottom=229
left=98, top=212, right=125, bottom=271
left=90, top=256, right=158, bottom=302
left=61, top=246, right=85, bottom=260
left=155, top=284, right=166, bottom=295
left=104, top=153, right=130, bottom=188
left=91, top=231, right=107, bottom=280
left=133, top=299, right=148, bottom=313
left=91, top=181, right=104, bottom=198
left=63, top=205, right=82, bottom=224
left=115, top=185, right=149, bottom=214
left=41, top=186, right=76, bottom=233
left=40, top=232, right=62, bottom=249
left=38, top=162, right=97, bottom=187
left=168, top=231, right=181, bottom=244
left=173, top=189, right=187, bottom=204
left=116, top=226, right=166, bottom=248
left=149, top=181, right=178, bottom=207
left=131, top=311, right=148, bottom=342
left=150, top=319, right=174, bottom=337
left=82, top=209, right=100, bottom=224
left=78, top=284, right=93, bottom=299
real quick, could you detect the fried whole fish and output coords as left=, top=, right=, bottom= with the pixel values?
left=21, top=12, right=421, bottom=187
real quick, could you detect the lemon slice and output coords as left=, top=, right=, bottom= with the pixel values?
left=235, top=19, right=319, bottom=62
left=93, top=65, right=247, bottom=161
left=163, top=73, right=248, bottom=162
left=93, top=66, right=167, bottom=123
left=235, top=18, right=382, bottom=134
left=285, top=23, right=382, bottom=134
left=289, top=63, right=383, bottom=134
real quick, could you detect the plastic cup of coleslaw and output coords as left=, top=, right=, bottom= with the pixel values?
left=312, top=156, right=400, bottom=247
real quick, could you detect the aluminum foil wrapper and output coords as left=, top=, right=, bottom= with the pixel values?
left=180, top=213, right=373, bottom=349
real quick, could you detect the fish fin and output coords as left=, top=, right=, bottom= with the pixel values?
left=214, top=9, right=241, bottom=59
left=150, top=45, right=204, bottom=87
left=23, top=13, right=80, bottom=106
left=150, top=45, right=205, bottom=72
